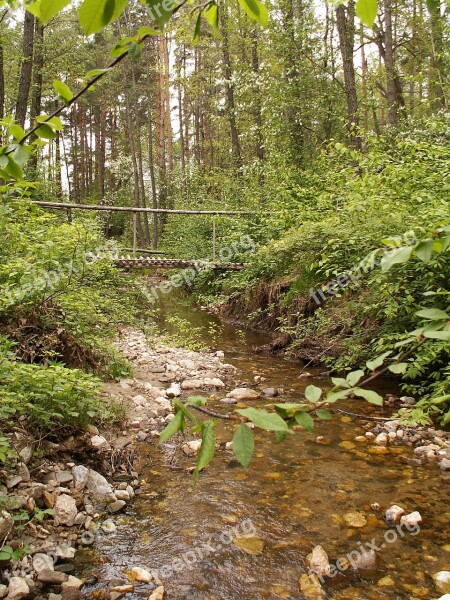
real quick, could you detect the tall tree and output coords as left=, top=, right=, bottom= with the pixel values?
left=15, top=10, right=35, bottom=127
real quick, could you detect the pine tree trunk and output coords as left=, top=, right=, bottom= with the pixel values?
left=15, top=10, right=35, bottom=127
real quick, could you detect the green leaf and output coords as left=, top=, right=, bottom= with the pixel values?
left=35, top=124, right=57, bottom=140
left=10, top=124, right=26, bottom=142
left=6, top=156, right=23, bottom=179
left=144, top=0, right=174, bottom=29
left=426, top=0, right=439, bottom=12
left=46, top=116, right=63, bottom=131
left=237, top=0, right=268, bottom=27
left=173, top=399, right=196, bottom=423
left=331, top=377, right=350, bottom=388
left=326, top=389, right=352, bottom=403
left=423, top=329, right=450, bottom=340
left=53, top=79, right=74, bottom=104
left=294, top=411, right=314, bottom=432
left=137, top=26, right=159, bottom=38
left=346, top=370, right=365, bottom=387
left=232, top=423, right=254, bottom=468
left=388, top=363, right=408, bottom=374
left=352, top=387, right=384, bottom=406
left=85, top=68, right=112, bottom=78
left=381, top=246, right=414, bottom=272
left=355, top=0, right=378, bottom=26
left=366, top=351, right=393, bottom=371
left=128, top=43, right=142, bottom=60
left=414, top=239, right=435, bottom=263
left=78, top=0, right=127, bottom=36
left=13, top=145, right=30, bottom=168
left=305, top=384, right=322, bottom=403
left=441, top=409, right=450, bottom=425
left=204, top=2, right=219, bottom=29
left=315, top=408, right=332, bottom=420
left=186, top=396, right=207, bottom=406
left=236, top=408, right=289, bottom=432
left=0, top=155, right=8, bottom=169
left=159, top=410, right=183, bottom=443
left=192, top=11, right=202, bottom=45
left=193, top=421, right=216, bottom=481
left=27, top=0, right=71, bottom=22
left=415, top=308, right=449, bottom=320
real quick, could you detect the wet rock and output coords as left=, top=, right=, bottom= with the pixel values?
left=433, top=572, right=450, bottom=595
left=385, top=505, right=405, bottom=525
left=378, top=576, right=395, bottom=587
left=233, top=536, right=265, bottom=555
left=439, top=458, right=450, bottom=471
left=55, top=494, right=78, bottom=527
left=262, top=388, right=278, bottom=397
left=400, top=511, right=422, bottom=528
left=226, top=388, right=260, bottom=401
left=37, top=570, right=69, bottom=584
left=307, top=545, right=330, bottom=578
left=343, top=512, right=367, bottom=528
left=6, top=577, right=29, bottom=600
left=350, top=549, right=377, bottom=572
left=298, top=574, right=326, bottom=600
left=126, top=567, right=153, bottom=583
left=32, top=553, right=54, bottom=574
left=108, top=500, right=126, bottom=514
left=182, top=440, right=202, bottom=456
left=148, top=587, right=166, bottom=600
left=0, top=511, right=13, bottom=541
left=101, top=520, right=117, bottom=534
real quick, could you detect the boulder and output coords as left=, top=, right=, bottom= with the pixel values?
left=6, top=578, right=29, bottom=600
left=0, top=511, right=13, bottom=541
left=55, top=494, right=78, bottom=527
left=385, top=505, right=405, bottom=526
left=226, top=388, right=260, bottom=401
left=85, top=468, right=115, bottom=506
left=307, top=545, right=330, bottom=578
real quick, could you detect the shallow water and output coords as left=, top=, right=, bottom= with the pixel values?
left=77, top=293, right=450, bottom=600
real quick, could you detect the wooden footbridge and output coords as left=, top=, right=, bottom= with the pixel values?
left=29, top=201, right=259, bottom=271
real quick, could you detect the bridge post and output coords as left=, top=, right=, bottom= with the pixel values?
left=132, top=211, right=137, bottom=256
left=212, top=215, right=217, bottom=261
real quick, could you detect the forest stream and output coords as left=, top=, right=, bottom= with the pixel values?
left=74, top=292, right=450, bottom=600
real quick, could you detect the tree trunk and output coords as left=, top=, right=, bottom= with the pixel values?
left=28, top=20, right=44, bottom=175
left=15, top=10, right=35, bottom=127
left=383, top=0, right=400, bottom=126
left=336, top=2, right=362, bottom=150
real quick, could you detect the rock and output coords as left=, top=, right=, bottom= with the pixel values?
left=0, top=511, right=13, bottom=541
left=84, top=468, right=115, bottom=506
left=37, top=570, right=69, bottom=584
left=182, top=440, right=202, bottom=456
left=6, top=577, right=29, bottom=600
left=0, top=585, right=7, bottom=599
left=132, top=395, right=148, bottom=406
left=126, top=567, right=153, bottom=583
left=385, top=505, right=405, bottom=525
left=436, top=596, right=450, bottom=600
left=148, top=586, right=166, bottom=600
left=101, top=520, right=117, bottom=534
left=350, top=550, right=377, bottom=571
left=56, top=471, right=74, bottom=485
left=61, top=577, right=83, bottom=591
left=232, top=536, right=265, bottom=555
left=226, top=388, right=260, bottom=401
left=433, top=572, right=450, bottom=595
left=400, top=511, right=422, bottom=528
left=378, top=576, right=395, bottom=587
left=32, top=553, right=54, bottom=574
left=90, top=435, right=109, bottom=450
left=181, top=378, right=224, bottom=390
left=55, top=494, right=78, bottom=526
left=262, top=388, right=278, bottom=397
left=298, top=574, right=326, bottom=600
left=219, top=398, right=238, bottom=405
left=71, top=466, right=89, bottom=491
left=165, top=383, right=181, bottom=398
left=6, top=476, right=23, bottom=489
left=343, top=512, right=367, bottom=528
left=108, top=500, right=126, bottom=513
left=111, top=585, right=134, bottom=596
left=18, top=446, right=33, bottom=465
left=115, top=490, right=130, bottom=502
left=307, top=545, right=330, bottom=578
left=375, top=433, right=388, bottom=445
left=439, top=458, right=450, bottom=471
left=17, top=463, right=30, bottom=483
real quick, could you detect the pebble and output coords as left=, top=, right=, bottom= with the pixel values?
left=6, top=578, right=29, bottom=600
left=108, top=500, right=126, bottom=514
left=126, top=567, right=153, bottom=583
left=385, top=504, right=405, bottom=525
left=343, top=512, right=367, bottom=528
left=400, top=511, right=422, bottom=528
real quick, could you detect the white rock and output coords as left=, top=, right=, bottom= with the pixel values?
left=385, top=505, right=405, bottom=525
left=90, top=435, right=109, bottom=450
left=7, top=577, right=29, bottom=600
left=85, top=468, right=116, bottom=506
left=182, top=440, right=202, bottom=456
left=166, top=383, right=181, bottom=398
left=55, top=494, right=78, bottom=527
left=181, top=378, right=224, bottom=390
left=433, top=572, right=450, bottom=595
left=215, top=351, right=225, bottom=359
left=115, top=490, right=130, bottom=502
left=375, top=432, right=388, bottom=445
left=0, top=584, right=7, bottom=599
left=132, top=395, right=148, bottom=406
left=400, top=511, right=422, bottom=528
left=72, top=465, right=89, bottom=491
left=32, top=553, right=54, bottom=574
left=101, top=520, right=117, bottom=534
left=61, top=576, right=83, bottom=591
left=128, top=567, right=153, bottom=583
left=226, top=388, right=260, bottom=401
left=308, top=545, right=330, bottom=577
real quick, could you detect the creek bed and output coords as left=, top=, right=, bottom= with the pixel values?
left=76, top=293, right=450, bottom=600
